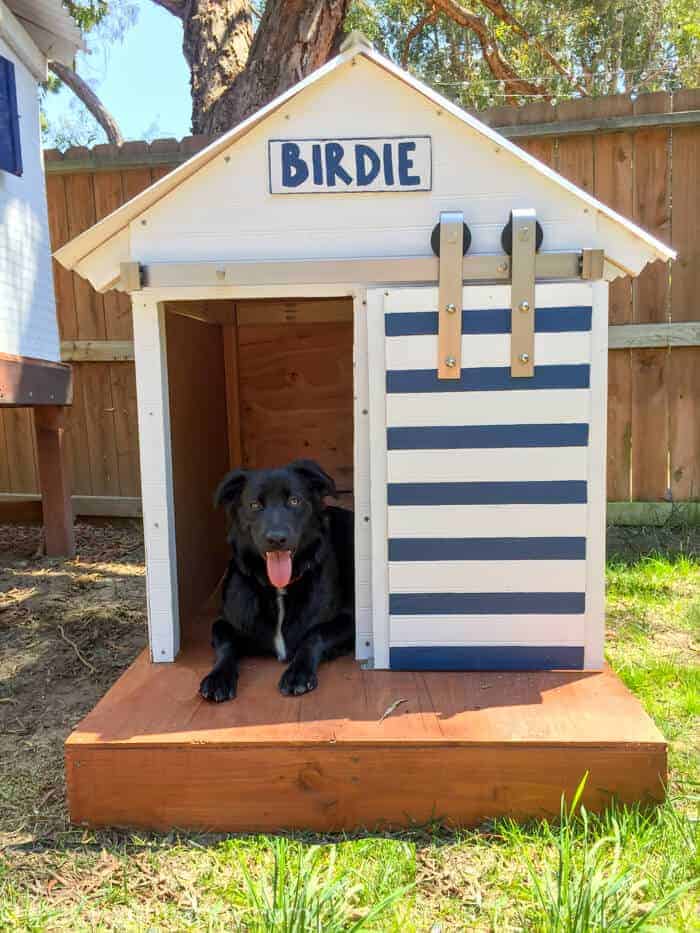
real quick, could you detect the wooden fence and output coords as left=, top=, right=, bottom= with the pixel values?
left=1, top=89, right=699, bottom=520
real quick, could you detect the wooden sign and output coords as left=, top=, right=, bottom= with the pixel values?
left=268, top=136, right=431, bottom=194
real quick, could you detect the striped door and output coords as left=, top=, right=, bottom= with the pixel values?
left=366, top=281, right=608, bottom=671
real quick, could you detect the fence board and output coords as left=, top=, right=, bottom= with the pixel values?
left=109, top=362, right=141, bottom=497
left=80, top=362, right=121, bottom=496
left=669, top=347, right=700, bottom=501
left=671, top=89, right=700, bottom=324
left=64, top=171, right=107, bottom=341
left=0, top=409, right=12, bottom=492
left=606, top=350, right=632, bottom=500
left=592, top=96, right=634, bottom=325
left=632, top=94, right=671, bottom=324
left=631, top=348, right=669, bottom=500
left=3, top=408, right=38, bottom=493
left=45, top=173, right=78, bottom=340
left=64, top=364, right=93, bottom=495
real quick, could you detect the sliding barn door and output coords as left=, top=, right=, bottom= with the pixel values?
left=366, top=281, right=607, bottom=671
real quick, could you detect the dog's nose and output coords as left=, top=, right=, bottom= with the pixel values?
left=265, top=530, right=288, bottom=548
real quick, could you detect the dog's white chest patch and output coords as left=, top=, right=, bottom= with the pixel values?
left=274, top=590, right=287, bottom=661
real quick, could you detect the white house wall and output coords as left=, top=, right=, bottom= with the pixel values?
left=0, top=35, right=59, bottom=362
left=128, top=56, right=606, bottom=268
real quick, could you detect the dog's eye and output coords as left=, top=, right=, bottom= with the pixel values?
left=249, top=501, right=262, bottom=511
left=288, top=496, right=301, bottom=507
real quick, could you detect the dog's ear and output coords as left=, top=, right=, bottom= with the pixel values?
left=290, top=459, right=337, bottom=499
left=214, top=469, right=248, bottom=510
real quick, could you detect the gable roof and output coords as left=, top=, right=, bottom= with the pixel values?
left=54, top=38, right=675, bottom=277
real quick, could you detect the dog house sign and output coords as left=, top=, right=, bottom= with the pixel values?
left=268, top=136, right=432, bottom=194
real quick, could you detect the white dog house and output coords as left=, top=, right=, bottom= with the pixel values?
left=58, top=36, right=672, bottom=833
left=56, top=36, right=673, bottom=674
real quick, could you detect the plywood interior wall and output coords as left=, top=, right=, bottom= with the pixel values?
left=165, top=310, right=230, bottom=638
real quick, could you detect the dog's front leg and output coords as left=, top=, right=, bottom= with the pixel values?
left=199, top=618, right=240, bottom=702
left=279, top=611, right=354, bottom=696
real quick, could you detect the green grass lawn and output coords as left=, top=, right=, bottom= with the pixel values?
left=1, top=530, right=698, bottom=931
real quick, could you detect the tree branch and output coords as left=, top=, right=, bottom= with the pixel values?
left=402, top=6, right=438, bottom=69
left=147, top=0, right=186, bottom=19
left=475, top=0, right=586, bottom=95
left=432, top=0, right=547, bottom=98
left=49, top=61, right=124, bottom=146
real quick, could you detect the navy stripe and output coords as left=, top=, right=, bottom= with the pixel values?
left=387, top=423, right=589, bottom=449
left=389, top=537, right=586, bottom=561
left=388, top=480, right=587, bottom=506
left=385, top=306, right=592, bottom=336
left=387, top=364, right=590, bottom=393
left=389, top=645, right=584, bottom=671
left=390, top=592, right=586, bottom=615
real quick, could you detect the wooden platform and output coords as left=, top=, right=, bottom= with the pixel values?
left=65, top=645, right=667, bottom=832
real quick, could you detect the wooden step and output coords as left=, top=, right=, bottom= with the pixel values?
left=65, top=646, right=666, bottom=832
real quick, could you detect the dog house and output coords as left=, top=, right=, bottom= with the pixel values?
left=56, top=36, right=671, bottom=832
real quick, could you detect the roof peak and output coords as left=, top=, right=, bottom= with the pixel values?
left=339, top=30, right=374, bottom=54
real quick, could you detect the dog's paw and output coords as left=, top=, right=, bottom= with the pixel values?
left=279, top=661, right=318, bottom=697
left=199, top=667, right=237, bottom=702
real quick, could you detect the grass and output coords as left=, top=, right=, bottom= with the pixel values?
left=0, top=528, right=698, bottom=931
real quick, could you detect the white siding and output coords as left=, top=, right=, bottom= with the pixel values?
left=0, top=36, right=59, bottom=362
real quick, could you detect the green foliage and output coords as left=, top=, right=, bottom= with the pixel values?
left=509, top=777, right=698, bottom=931
left=347, top=0, right=700, bottom=109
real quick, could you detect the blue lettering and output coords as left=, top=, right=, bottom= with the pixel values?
left=398, top=141, right=420, bottom=186
left=383, top=142, right=395, bottom=185
left=311, top=143, right=324, bottom=185
left=355, top=144, right=381, bottom=186
left=325, top=142, right=352, bottom=187
left=281, top=142, right=309, bottom=188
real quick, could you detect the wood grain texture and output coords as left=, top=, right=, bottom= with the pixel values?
left=45, top=173, right=78, bottom=340
left=593, top=96, right=634, bottom=325
left=34, top=406, right=75, bottom=556
left=109, top=362, right=140, bottom=497
left=222, top=321, right=243, bottom=467
left=93, top=172, right=133, bottom=341
left=166, top=313, right=230, bottom=636
left=64, top=173, right=106, bottom=341
left=631, top=348, right=669, bottom=500
left=63, top=364, right=93, bottom=495
left=670, top=90, right=700, bottom=323
left=64, top=645, right=666, bottom=832
left=669, top=347, right=700, bottom=501
left=633, top=93, right=671, bottom=324
left=238, top=309, right=354, bottom=492
left=607, top=350, right=632, bottom=500
left=1, top=407, right=38, bottom=492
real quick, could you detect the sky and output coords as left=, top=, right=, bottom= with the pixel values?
left=43, top=0, right=192, bottom=144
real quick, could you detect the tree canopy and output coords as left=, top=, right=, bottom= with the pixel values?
left=44, top=0, right=700, bottom=147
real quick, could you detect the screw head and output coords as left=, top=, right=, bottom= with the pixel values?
left=445, top=356, right=457, bottom=368
left=519, top=300, right=530, bottom=312
left=498, top=262, right=508, bottom=273
left=445, top=303, right=457, bottom=314
left=519, top=352, right=530, bottom=363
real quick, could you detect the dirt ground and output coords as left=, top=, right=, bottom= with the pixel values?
left=0, top=521, right=147, bottom=845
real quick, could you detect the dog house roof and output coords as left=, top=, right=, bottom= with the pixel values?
left=54, top=35, right=675, bottom=289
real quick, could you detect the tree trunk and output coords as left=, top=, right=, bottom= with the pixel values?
left=188, top=0, right=349, bottom=137
left=180, top=0, right=253, bottom=134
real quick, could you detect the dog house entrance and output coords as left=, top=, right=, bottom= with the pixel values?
left=163, top=296, right=355, bottom=651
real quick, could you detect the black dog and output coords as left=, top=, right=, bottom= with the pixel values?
left=199, top=460, right=355, bottom=702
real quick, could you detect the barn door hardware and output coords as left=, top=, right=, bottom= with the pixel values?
left=435, top=211, right=469, bottom=380
left=508, top=209, right=537, bottom=378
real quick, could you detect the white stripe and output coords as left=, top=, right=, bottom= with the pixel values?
left=388, top=560, right=586, bottom=593
left=390, top=615, right=585, bottom=646
left=388, top=503, right=588, bottom=538
left=383, top=283, right=594, bottom=314
left=387, top=447, right=587, bottom=484
left=387, top=389, right=591, bottom=427
left=385, top=331, right=590, bottom=370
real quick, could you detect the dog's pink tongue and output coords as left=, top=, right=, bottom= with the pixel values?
left=265, top=550, right=293, bottom=589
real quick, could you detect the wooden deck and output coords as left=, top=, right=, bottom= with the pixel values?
left=65, top=644, right=666, bottom=832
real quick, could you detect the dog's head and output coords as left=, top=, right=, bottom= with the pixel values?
left=215, top=460, right=336, bottom=588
